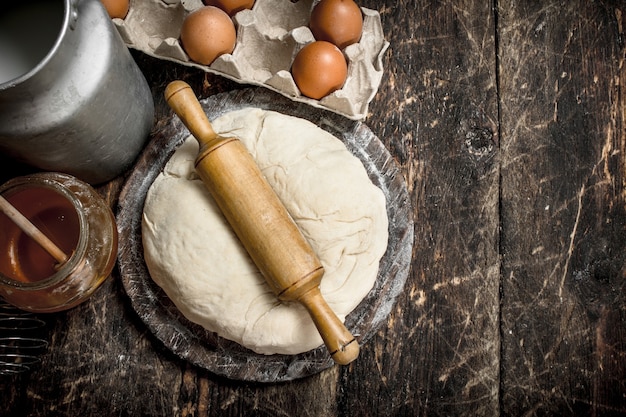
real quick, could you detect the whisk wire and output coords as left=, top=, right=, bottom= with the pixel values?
left=0, top=300, right=49, bottom=375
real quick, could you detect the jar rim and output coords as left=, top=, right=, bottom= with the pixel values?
left=0, top=172, right=89, bottom=290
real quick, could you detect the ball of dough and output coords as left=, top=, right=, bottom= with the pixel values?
left=142, top=108, right=388, bottom=355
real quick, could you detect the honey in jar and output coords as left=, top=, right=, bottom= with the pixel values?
left=0, top=172, right=118, bottom=312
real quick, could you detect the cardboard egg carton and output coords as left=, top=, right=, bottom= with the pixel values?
left=114, top=0, right=389, bottom=120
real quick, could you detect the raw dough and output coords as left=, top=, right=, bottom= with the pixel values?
left=142, top=108, right=388, bottom=355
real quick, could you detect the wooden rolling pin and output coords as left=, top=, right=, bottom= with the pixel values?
left=164, top=81, right=359, bottom=365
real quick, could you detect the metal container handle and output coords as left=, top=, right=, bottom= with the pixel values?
left=69, top=0, right=79, bottom=30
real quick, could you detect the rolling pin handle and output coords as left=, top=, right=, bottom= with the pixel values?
left=164, top=81, right=217, bottom=145
left=299, top=287, right=360, bottom=365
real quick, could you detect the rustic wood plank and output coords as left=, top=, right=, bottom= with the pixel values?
left=498, top=1, right=626, bottom=414
left=336, top=0, right=501, bottom=415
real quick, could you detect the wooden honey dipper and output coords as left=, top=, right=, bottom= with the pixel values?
left=0, top=195, right=68, bottom=266
left=164, top=81, right=359, bottom=365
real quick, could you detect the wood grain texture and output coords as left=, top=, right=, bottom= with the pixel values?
left=1, top=0, right=625, bottom=415
left=336, top=0, right=501, bottom=416
left=498, top=1, right=626, bottom=415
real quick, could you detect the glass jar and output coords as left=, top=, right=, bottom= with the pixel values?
left=0, top=172, right=118, bottom=312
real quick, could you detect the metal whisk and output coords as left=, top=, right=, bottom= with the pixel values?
left=0, top=299, right=48, bottom=375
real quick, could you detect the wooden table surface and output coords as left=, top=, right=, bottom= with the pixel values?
left=2, top=0, right=625, bottom=415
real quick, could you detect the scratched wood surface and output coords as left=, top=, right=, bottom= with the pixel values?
left=498, top=1, right=626, bottom=414
left=0, top=0, right=624, bottom=416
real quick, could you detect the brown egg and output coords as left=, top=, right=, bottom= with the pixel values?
left=291, top=41, right=348, bottom=100
left=180, top=6, right=237, bottom=66
left=309, top=0, right=363, bottom=49
left=203, top=0, right=255, bottom=16
left=100, top=0, right=129, bottom=19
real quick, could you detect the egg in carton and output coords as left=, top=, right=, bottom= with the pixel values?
left=112, top=0, right=389, bottom=120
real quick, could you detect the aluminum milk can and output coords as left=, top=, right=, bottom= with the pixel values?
left=0, top=0, right=154, bottom=184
